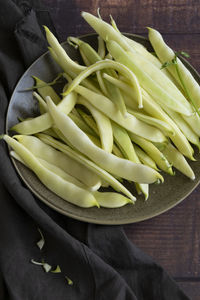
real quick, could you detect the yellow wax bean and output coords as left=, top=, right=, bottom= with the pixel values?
left=127, top=109, right=174, bottom=136
left=37, top=133, right=136, bottom=201
left=97, top=35, right=105, bottom=59
left=63, top=60, right=142, bottom=109
left=69, top=112, right=96, bottom=136
left=182, top=113, right=200, bottom=136
left=15, top=135, right=101, bottom=190
left=77, top=97, right=113, bottom=152
left=46, top=96, right=163, bottom=184
left=162, top=143, right=195, bottom=180
left=33, top=92, right=47, bottom=114
left=164, top=107, right=200, bottom=149
left=148, top=27, right=200, bottom=109
left=107, top=40, right=193, bottom=116
left=10, top=150, right=88, bottom=190
left=44, top=26, right=85, bottom=75
left=112, top=122, right=149, bottom=200
left=129, top=133, right=174, bottom=175
left=78, top=113, right=124, bottom=158
left=11, top=92, right=77, bottom=135
left=74, top=85, right=166, bottom=143
left=81, top=12, right=133, bottom=52
left=93, top=191, right=133, bottom=208
left=102, top=73, right=194, bottom=159
left=4, top=135, right=99, bottom=208
left=134, top=144, right=158, bottom=170
left=33, top=76, right=60, bottom=104
left=68, top=36, right=128, bottom=115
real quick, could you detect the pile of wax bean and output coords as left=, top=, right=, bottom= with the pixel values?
left=3, top=12, right=200, bottom=208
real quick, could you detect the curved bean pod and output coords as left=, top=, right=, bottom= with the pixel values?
left=148, top=27, right=200, bottom=109
left=37, top=133, right=136, bottom=201
left=33, top=76, right=60, bottom=105
left=81, top=12, right=133, bottom=52
left=74, top=85, right=166, bottom=143
left=14, top=135, right=101, bottom=190
left=164, top=107, right=200, bottom=149
left=46, top=96, right=163, bottom=183
left=3, top=135, right=99, bottom=208
left=63, top=59, right=142, bottom=109
left=93, top=191, right=133, bottom=208
left=162, top=143, right=195, bottom=180
left=77, top=97, right=113, bottom=152
left=127, top=109, right=174, bottom=136
left=107, top=40, right=193, bottom=116
left=10, top=150, right=88, bottom=190
left=102, top=73, right=194, bottom=159
left=68, top=36, right=127, bottom=114
left=129, top=133, right=174, bottom=175
left=11, top=92, right=77, bottom=135
left=33, top=92, right=47, bottom=114
left=69, top=112, right=96, bottom=136
left=112, top=122, right=149, bottom=200
left=44, top=26, right=85, bottom=76
left=97, top=35, right=105, bottom=59
left=134, top=144, right=158, bottom=170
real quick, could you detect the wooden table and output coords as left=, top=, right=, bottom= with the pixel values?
left=42, top=1, right=200, bottom=298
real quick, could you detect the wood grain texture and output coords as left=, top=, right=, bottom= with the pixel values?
left=41, top=0, right=200, bottom=298
left=42, top=0, right=200, bottom=40
left=177, top=282, right=200, bottom=300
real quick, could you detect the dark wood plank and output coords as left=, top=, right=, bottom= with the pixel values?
left=176, top=282, right=200, bottom=299
left=43, top=0, right=200, bottom=41
left=124, top=184, right=200, bottom=278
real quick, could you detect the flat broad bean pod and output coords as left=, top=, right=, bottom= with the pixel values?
left=74, top=85, right=166, bottom=143
left=14, top=135, right=101, bottom=190
left=63, top=59, right=143, bottom=109
left=107, top=40, right=193, bottom=116
left=37, top=133, right=136, bottom=201
left=77, top=96, right=113, bottom=152
left=46, top=96, right=163, bottom=184
left=3, top=135, right=99, bottom=208
left=11, top=92, right=77, bottom=135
